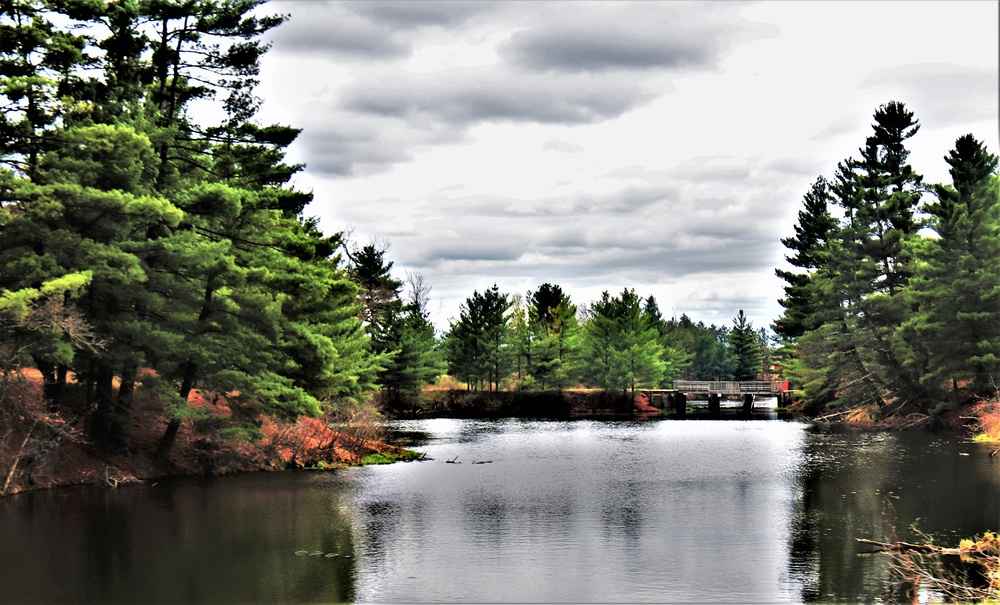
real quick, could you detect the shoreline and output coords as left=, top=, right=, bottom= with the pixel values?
left=3, top=383, right=993, bottom=498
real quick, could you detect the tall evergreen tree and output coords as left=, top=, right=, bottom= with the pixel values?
left=445, top=285, right=511, bottom=392
left=898, top=135, right=1000, bottom=405
left=787, top=102, right=927, bottom=411
left=0, top=0, right=91, bottom=177
left=526, top=283, right=581, bottom=390
left=728, top=310, right=762, bottom=381
left=774, top=176, right=837, bottom=340
left=581, top=289, right=666, bottom=398
left=346, top=241, right=403, bottom=337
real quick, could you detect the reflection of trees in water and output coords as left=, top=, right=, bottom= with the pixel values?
left=1, top=474, right=360, bottom=603
left=156, top=475, right=360, bottom=604
left=600, top=479, right=645, bottom=546
left=787, top=430, right=1000, bottom=603
left=787, top=431, right=900, bottom=603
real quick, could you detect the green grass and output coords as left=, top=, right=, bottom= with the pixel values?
left=358, top=449, right=422, bottom=465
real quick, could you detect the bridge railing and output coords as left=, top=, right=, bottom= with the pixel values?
left=672, top=380, right=784, bottom=394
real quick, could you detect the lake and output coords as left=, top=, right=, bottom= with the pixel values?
left=2, top=415, right=998, bottom=603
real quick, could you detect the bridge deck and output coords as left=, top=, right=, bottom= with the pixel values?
left=648, top=380, right=786, bottom=396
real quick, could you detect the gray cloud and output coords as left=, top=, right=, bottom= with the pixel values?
left=269, top=1, right=501, bottom=59
left=500, top=2, right=764, bottom=73
left=421, top=242, right=526, bottom=264
left=257, top=1, right=996, bottom=333
left=297, top=123, right=415, bottom=177
left=346, top=0, right=500, bottom=28
left=861, top=63, right=999, bottom=127
left=505, top=25, right=713, bottom=72
left=395, top=173, right=784, bottom=295
left=266, top=2, right=776, bottom=177
left=809, top=112, right=867, bottom=143
left=810, top=64, right=998, bottom=145
left=340, top=69, right=656, bottom=126
left=268, top=3, right=409, bottom=59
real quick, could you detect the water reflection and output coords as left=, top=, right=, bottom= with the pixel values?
left=0, top=473, right=360, bottom=604
left=350, top=419, right=806, bottom=603
left=2, top=420, right=998, bottom=604
left=787, top=428, right=1000, bottom=603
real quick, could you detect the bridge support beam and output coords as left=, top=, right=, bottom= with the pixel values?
left=671, top=392, right=687, bottom=419
left=708, top=394, right=721, bottom=418
left=742, top=393, right=755, bottom=418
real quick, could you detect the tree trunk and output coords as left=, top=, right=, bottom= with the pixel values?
left=89, top=363, right=115, bottom=445
left=153, top=361, right=197, bottom=465
left=109, top=361, right=138, bottom=449
left=33, top=357, right=58, bottom=411
left=54, top=364, right=67, bottom=410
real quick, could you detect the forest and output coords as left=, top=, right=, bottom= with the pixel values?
left=0, top=0, right=997, bottom=491
left=772, top=101, right=1000, bottom=419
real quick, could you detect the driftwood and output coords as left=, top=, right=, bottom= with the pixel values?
left=859, top=535, right=1000, bottom=602
left=445, top=455, right=460, bottom=464
left=856, top=538, right=961, bottom=556
left=814, top=409, right=852, bottom=422
left=2, top=422, right=35, bottom=495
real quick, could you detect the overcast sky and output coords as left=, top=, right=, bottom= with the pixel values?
left=253, top=0, right=999, bottom=333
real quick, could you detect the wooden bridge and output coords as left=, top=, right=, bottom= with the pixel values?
left=641, top=380, right=791, bottom=418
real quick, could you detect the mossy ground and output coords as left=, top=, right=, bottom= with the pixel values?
left=357, top=449, right=423, bottom=465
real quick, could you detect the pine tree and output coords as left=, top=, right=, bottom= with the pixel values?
left=376, top=302, right=445, bottom=403
left=0, top=0, right=91, bottom=177
left=641, top=295, right=685, bottom=385
left=371, top=271, right=445, bottom=403
left=899, top=135, right=1000, bottom=405
left=526, top=283, right=581, bottom=390
left=728, top=310, right=762, bottom=381
left=347, top=241, right=403, bottom=337
left=787, top=102, right=927, bottom=411
left=445, top=285, right=511, bottom=392
left=774, top=176, right=837, bottom=340
left=581, top=289, right=666, bottom=398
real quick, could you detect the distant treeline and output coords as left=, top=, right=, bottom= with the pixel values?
left=772, top=101, right=999, bottom=415
left=356, top=258, right=773, bottom=401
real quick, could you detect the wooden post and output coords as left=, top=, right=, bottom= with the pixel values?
left=708, top=394, right=721, bottom=418
left=742, top=393, right=754, bottom=418
left=672, top=392, right=687, bottom=419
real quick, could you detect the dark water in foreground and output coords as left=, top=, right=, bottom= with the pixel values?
left=2, top=417, right=999, bottom=604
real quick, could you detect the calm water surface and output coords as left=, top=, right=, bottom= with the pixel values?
left=2, top=417, right=999, bottom=604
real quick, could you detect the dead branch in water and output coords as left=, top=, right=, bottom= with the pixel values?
left=859, top=532, right=1000, bottom=602
left=813, top=409, right=852, bottom=422
left=855, top=538, right=960, bottom=556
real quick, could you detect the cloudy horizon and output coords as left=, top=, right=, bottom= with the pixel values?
left=252, top=0, right=999, bottom=333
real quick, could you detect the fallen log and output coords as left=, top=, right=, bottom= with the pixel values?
left=856, top=538, right=961, bottom=556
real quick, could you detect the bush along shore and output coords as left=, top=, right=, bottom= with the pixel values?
left=0, top=371, right=418, bottom=497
